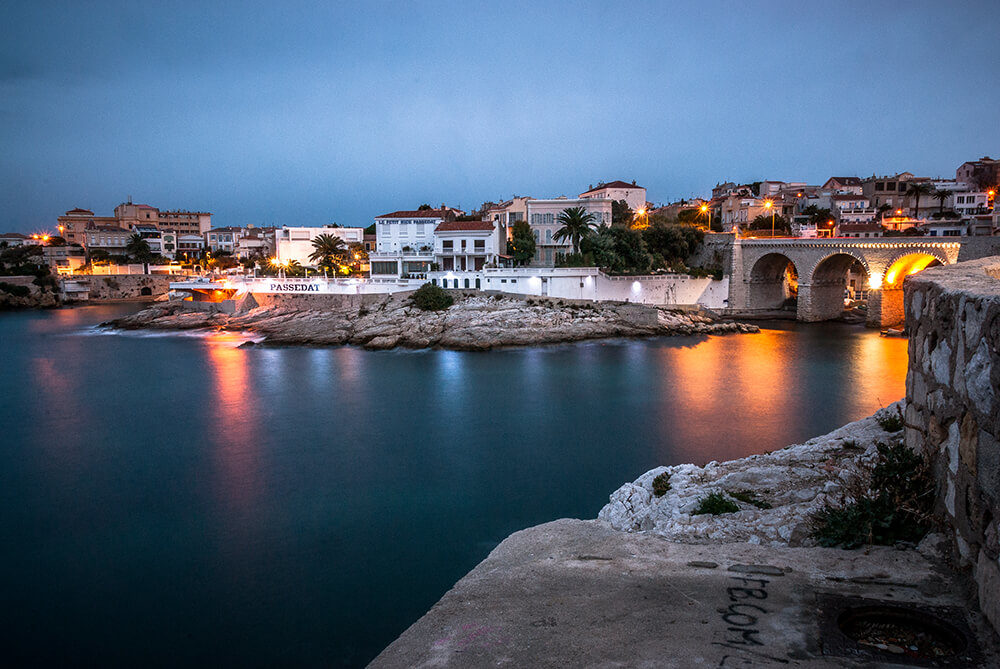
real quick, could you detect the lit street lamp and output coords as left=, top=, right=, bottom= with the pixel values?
left=700, top=203, right=712, bottom=231
left=764, top=200, right=775, bottom=236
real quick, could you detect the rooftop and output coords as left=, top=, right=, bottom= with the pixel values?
left=434, top=221, right=495, bottom=233
left=580, top=180, right=643, bottom=194
left=376, top=209, right=453, bottom=219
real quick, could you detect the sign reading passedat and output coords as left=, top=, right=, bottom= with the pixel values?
left=268, top=282, right=321, bottom=292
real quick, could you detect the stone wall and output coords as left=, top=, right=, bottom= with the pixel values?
left=904, top=256, right=1000, bottom=632
left=63, top=274, right=176, bottom=301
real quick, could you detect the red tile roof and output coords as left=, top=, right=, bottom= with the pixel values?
left=435, top=221, right=495, bottom=232
left=376, top=209, right=452, bottom=219
left=65, top=208, right=94, bottom=215
left=580, top=180, right=643, bottom=194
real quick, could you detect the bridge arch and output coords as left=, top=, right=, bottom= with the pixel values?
left=746, top=252, right=800, bottom=312
left=799, top=251, right=871, bottom=321
left=876, top=250, right=948, bottom=289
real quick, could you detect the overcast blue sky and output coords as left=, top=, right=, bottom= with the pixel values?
left=2, top=0, right=998, bottom=231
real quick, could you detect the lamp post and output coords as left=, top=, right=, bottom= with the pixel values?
left=765, top=200, right=774, bottom=236
left=700, top=203, right=711, bottom=231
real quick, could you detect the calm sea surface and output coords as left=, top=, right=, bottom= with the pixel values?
left=0, top=304, right=909, bottom=666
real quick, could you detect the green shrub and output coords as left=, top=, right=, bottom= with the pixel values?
left=693, top=492, right=739, bottom=515
left=729, top=489, right=772, bottom=509
left=810, top=441, right=934, bottom=549
left=411, top=282, right=453, bottom=311
left=0, top=281, right=30, bottom=297
left=876, top=407, right=904, bottom=432
left=652, top=472, right=671, bottom=497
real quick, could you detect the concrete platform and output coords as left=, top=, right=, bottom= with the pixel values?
left=370, top=519, right=999, bottom=668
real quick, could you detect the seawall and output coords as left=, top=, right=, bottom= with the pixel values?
left=904, top=255, right=1000, bottom=632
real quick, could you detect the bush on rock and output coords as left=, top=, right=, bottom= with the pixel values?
left=693, top=492, right=739, bottom=515
left=411, top=283, right=453, bottom=311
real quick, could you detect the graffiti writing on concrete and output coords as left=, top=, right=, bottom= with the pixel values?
left=713, top=575, right=790, bottom=666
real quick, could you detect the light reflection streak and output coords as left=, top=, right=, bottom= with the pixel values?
left=206, top=334, right=261, bottom=517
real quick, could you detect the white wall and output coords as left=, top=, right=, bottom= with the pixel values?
left=275, top=226, right=365, bottom=265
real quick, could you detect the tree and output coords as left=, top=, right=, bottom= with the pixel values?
left=748, top=213, right=790, bottom=234
left=88, top=249, right=110, bottom=263
left=553, top=206, right=597, bottom=255
left=611, top=199, right=633, bottom=227
left=932, top=188, right=950, bottom=214
left=125, top=234, right=153, bottom=262
left=643, top=223, right=704, bottom=265
left=418, top=204, right=432, bottom=211
left=801, top=205, right=834, bottom=225
left=47, top=236, right=67, bottom=247
left=578, top=225, right=651, bottom=274
left=906, top=182, right=933, bottom=219
left=308, top=233, right=348, bottom=272
left=364, top=223, right=376, bottom=235
left=507, top=220, right=536, bottom=266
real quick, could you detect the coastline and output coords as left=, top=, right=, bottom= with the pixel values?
left=105, top=292, right=760, bottom=351
left=368, top=405, right=1000, bottom=667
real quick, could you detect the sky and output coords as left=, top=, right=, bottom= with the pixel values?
left=1, top=0, right=998, bottom=232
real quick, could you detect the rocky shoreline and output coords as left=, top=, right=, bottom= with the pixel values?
left=106, top=292, right=760, bottom=350
left=598, top=403, right=906, bottom=547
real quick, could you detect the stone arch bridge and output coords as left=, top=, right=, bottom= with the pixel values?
left=728, top=238, right=962, bottom=326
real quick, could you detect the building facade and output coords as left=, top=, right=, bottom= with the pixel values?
left=578, top=180, right=647, bottom=212
left=58, top=202, right=212, bottom=246
left=526, top=198, right=612, bottom=266
left=433, top=220, right=506, bottom=271
left=274, top=225, right=365, bottom=266
left=370, top=209, right=453, bottom=277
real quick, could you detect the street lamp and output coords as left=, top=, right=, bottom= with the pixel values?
left=700, top=203, right=712, bottom=231
left=764, top=200, right=775, bottom=236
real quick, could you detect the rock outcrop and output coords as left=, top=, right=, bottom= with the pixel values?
left=107, top=292, right=759, bottom=350
left=599, top=404, right=906, bottom=547
left=0, top=285, right=61, bottom=310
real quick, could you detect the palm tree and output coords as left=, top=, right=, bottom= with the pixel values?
left=905, top=182, right=933, bottom=219
left=553, top=207, right=597, bottom=255
left=125, top=233, right=152, bottom=262
left=932, top=188, right=950, bottom=215
left=308, top=234, right=348, bottom=272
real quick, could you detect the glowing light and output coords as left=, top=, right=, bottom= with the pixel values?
left=631, top=281, right=642, bottom=293
left=868, top=273, right=883, bottom=289
left=883, top=254, right=939, bottom=287
left=895, top=209, right=902, bottom=215
left=700, top=204, right=709, bottom=213
left=764, top=200, right=773, bottom=209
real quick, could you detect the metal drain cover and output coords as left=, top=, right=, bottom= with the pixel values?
left=817, top=594, right=982, bottom=667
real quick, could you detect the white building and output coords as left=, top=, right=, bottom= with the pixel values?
left=204, top=226, right=242, bottom=254
left=275, top=225, right=365, bottom=266
left=433, top=220, right=506, bottom=271
left=526, top=197, right=613, bottom=266
left=177, top=234, right=206, bottom=259
left=831, top=194, right=875, bottom=223
left=579, top=180, right=647, bottom=212
left=953, top=191, right=990, bottom=217
left=370, top=209, right=450, bottom=277
left=0, top=232, right=30, bottom=247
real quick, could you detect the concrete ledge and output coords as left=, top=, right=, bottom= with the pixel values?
left=370, top=519, right=997, bottom=668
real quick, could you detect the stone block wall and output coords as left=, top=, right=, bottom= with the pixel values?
left=904, top=256, right=1000, bottom=632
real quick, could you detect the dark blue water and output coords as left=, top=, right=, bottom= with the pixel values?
left=0, top=304, right=909, bottom=666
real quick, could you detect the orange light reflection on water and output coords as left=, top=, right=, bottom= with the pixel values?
left=653, top=327, right=909, bottom=465
left=206, top=334, right=261, bottom=516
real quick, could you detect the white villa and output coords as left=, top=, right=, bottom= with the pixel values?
left=275, top=225, right=365, bottom=266
left=434, top=220, right=506, bottom=271
left=370, top=208, right=448, bottom=278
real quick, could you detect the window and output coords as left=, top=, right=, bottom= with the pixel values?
left=545, top=229, right=552, bottom=243
left=464, top=278, right=470, bottom=288
left=442, top=240, right=453, bottom=250
left=875, top=182, right=885, bottom=191
left=533, top=229, right=539, bottom=240
left=461, top=239, right=466, bottom=251
left=531, top=214, right=540, bottom=225
left=474, top=240, right=485, bottom=251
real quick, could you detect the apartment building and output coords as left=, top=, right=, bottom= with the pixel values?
left=58, top=201, right=212, bottom=246
left=433, top=220, right=506, bottom=271
left=274, top=225, right=365, bottom=266
left=579, top=180, right=647, bottom=212
left=525, top=197, right=612, bottom=266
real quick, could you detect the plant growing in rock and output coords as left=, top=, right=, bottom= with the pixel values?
left=652, top=472, right=671, bottom=497
left=693, top=492, right=739, bottom=515
left=411, top=282, right=454, bottom=311
left=728, top=489, right=772, bottom=509
left=876, top=406, right=904, bottom=432
left=810, top=441, right=935, bottom=549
